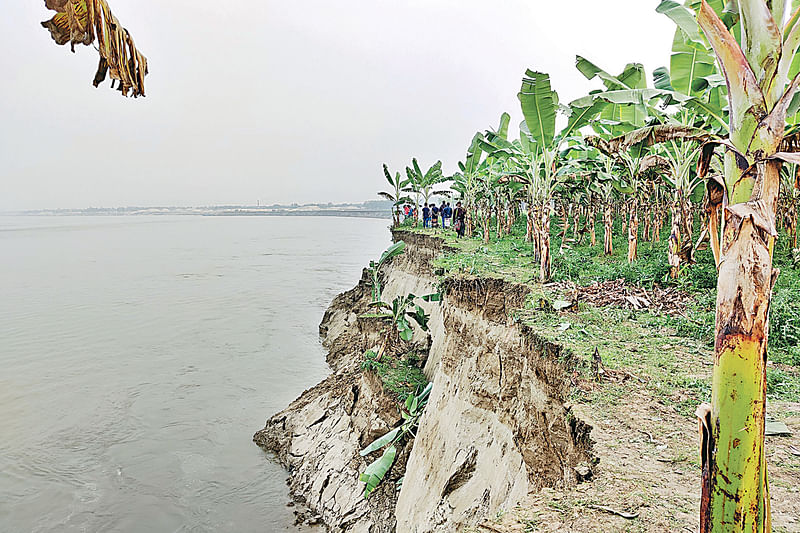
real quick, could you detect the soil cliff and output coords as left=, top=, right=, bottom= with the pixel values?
left=254, top=230, right=593, bottom=532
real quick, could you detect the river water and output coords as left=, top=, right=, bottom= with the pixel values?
left=0, top=215, right=390, bottom=532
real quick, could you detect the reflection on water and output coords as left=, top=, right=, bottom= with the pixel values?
left=0, top=215, right=389, bottom=532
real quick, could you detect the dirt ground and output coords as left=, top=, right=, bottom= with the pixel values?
left=476, top=364, right=800, bottom=532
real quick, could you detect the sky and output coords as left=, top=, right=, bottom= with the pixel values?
left=0, top=1, right=675, bottom=210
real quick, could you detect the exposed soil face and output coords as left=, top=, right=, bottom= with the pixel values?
left=396, top=275, right=593, bottom=532
left=254, top=232, right=595, bottom=532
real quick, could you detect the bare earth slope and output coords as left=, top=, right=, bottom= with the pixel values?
left=255, top=229, right=800, bottom=533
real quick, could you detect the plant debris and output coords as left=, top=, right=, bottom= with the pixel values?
left=547, top=279, right=693, bottom=317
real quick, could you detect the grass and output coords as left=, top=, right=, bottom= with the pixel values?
left=361, top=348, right=429, bottom=401
left=403, top=212, right=800, bottom=408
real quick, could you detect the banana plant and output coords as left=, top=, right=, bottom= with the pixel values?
left=358, top=383, right=433, bottom=499
left=367, top=241, right=406, bottom=304
left=404, top=159, right=444, bottom=226
left=557, top=138, right=611, bottom=249
left=450, top=132, right=491, bottom=237
left=367, top=293, right=431, bottom=342
left=476, top=113, right=513, bottom=244
left=379, top=165, right=412, bottom=228
left=589, top=124, right=714, bottom=268
left=576, top=50, right=727, bottom=267
left=479, top=71, right=602, bottom=280
left=689, top=1, right=800, bottom=530
left=576, top=57, right=685, bottom=261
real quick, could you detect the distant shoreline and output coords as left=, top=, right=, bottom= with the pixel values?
left=205, top=210, right=390, bottom=219
left=4, top=203, right=394, bottom=220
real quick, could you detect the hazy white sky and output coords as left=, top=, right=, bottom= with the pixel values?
left=0, top=1, right=674, bottom=210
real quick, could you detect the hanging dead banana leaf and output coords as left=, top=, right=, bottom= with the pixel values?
left=42, top=0, right=148, bottom=97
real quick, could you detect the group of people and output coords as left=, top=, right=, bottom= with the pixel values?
left=401, top=201, right=467, bottom=237
left=421, top=201, right=451, bottom=229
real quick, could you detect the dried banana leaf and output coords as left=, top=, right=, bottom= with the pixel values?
left=42, top=0, right=148, bottom=97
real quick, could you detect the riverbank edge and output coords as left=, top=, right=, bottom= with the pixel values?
left=253, top=228, right=594, bottom=532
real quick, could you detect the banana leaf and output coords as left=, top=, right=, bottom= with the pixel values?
left=518, top=70, right=557, bottom=148
left=360, top=445, right=397, bottom=499
left=378, top=241, right=406, bottom=266
left=42, top=0, right=148, bottom=97
left=360, top=428, right=401, bottom=456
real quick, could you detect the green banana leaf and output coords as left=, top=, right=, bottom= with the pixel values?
left=518, top=70, right=557, bottom=148
left=657, top=0, right=706, bottom=45
left=360, top=427, right=401, bottom=456
left=378, top=241, right=406, bottom=267
left=360, top=445, right=397, bottom=499
left=497, top=112, right=511, bottom=140
left=575, top=56, right=647, bottom=90
left=669, top=29, right=718, bottom=97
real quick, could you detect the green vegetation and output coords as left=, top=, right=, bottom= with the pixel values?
left=366, top=293, right=432, bottom=342
left=358, top=383, right=432, bottom=499
left=361, top=349, right=429, bottom=400
left=424, top=218, right=800, bottom=366
left=367, top=241, right=407, bottom=303
left=377, top=1, right=800, bottom=527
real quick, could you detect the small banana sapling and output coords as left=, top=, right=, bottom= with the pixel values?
left=366, top=293, right=434, bottom=342
left=367, top=241, right=407, bottom=303
left=358, top=383, right=433, bottom=499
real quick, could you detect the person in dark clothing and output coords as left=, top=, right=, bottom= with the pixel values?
left=431, top=204, right=440, bottom=228
left=454, top=202, right=466, bottom=237
left=447, top=202, right=453, bottom=228
left=422, top=204, right=431, bottom=228
left=440, top=201, right=447, bottom=228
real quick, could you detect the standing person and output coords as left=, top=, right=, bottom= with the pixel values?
left=422, top=204, right=431, bottom=228
left=431, top=203, right=440, bottom=229
left=440, top=201, right=447, bottom=228
left=445, top=202, right=452, bottom=229
left=454, top=202, right=466, bottom=237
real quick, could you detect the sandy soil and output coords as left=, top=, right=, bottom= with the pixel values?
left=478, top=374, right=800, bottom=532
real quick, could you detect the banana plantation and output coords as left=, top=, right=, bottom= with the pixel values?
left=382, top=2, right=800, bottom=531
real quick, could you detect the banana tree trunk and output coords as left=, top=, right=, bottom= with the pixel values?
left=691, top=3, right=800, bottom=529
left=484, top=204, right=491, bottom=244
left=668, top=195, right=682, bottom=278
left=496, top=203, right=503, bottom=239
left=531, top=204, right=542, bottom=262
left=572, top=206, right=580, bottom=242
left=621, top=206, right=627, bottom=237
left=603, top=202, right=613, bottom=255
left=540, top=203, right=551, bottom=281
left=559, top=203, right=570, bottom=252
left=525, top=202, right=534, bottom=243
left=589, top=205, right=597, bottom=247
left=627, top=199, right=639, bottom=263
left=681, top=193, right=695, bottom=264
left=700, top=163, right=781, bottom=533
